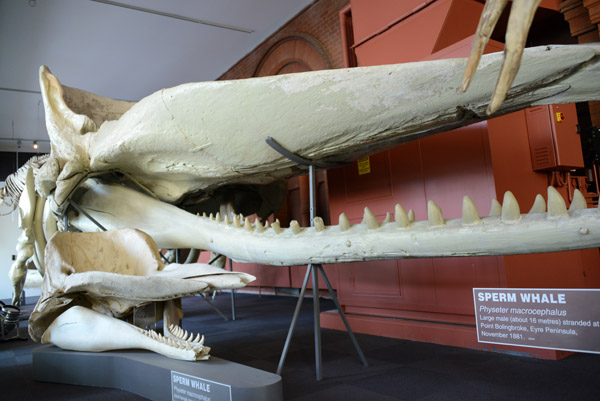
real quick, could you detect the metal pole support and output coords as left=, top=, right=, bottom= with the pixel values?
left=275, top=158, right=367, bottom=380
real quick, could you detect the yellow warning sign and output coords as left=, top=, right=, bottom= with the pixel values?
left=357, top=156, right=371, bottom=175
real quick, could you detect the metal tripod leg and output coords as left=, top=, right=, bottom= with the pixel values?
left=317, top=264, right=368, bottom=367
left=197, top=294, right=229, bottom=321
left=276, top=264, right=312, bottom=375
left=267, top=138, right=367, bottom=379
left=312, top=264, right=323, bottom=380
left=229, top=259, right=236, bottom=320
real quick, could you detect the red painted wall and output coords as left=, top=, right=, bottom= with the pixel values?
left=217, top=0, right=348, bottom=289
left=321, top=0, right=600, bottom=358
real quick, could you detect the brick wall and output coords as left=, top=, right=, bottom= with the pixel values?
left=218, top=0, right=349, bottom=80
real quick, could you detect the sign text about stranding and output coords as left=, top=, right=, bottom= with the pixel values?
left=473, top=288, right=600, bottom=354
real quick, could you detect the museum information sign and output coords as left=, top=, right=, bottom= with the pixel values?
left=171, top=371, right=232, bottom=401
left=473, top=288, right=600, bottom=353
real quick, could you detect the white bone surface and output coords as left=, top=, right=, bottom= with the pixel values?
left=39, top=44, right=600, bottom=208
left=69, top=181, right=600, bottom=266
left=8, top=168, right=36, bottom=305
left=29, top=228, right=254, bottom=359
left=42, top=306, right=210, bottom=361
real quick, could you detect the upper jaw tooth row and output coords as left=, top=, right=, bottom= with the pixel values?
left=198, top=187, right=591, bottom=232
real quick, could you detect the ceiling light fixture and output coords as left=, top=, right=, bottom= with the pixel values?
left=33, top=141, right=38, bottom=150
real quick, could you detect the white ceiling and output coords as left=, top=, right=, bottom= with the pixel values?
left=0, top=0, right=312, bottom=153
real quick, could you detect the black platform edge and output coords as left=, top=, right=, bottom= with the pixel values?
left=33, top=345, right=283, bottom=401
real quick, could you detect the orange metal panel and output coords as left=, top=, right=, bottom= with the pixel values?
left=349, top=0, right=433, bottom=45
left=551, top=103, right=585, bottom=169
left=432, top=0, right=483, bottom=53
left=353, top=0, right=451, bottom=65
left=526, top=106, right=559, bottom=170
left=353, top=0, right=483, bottom=66
left=525, top=104, right=584, bottom=171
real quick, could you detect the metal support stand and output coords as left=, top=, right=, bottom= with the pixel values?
left=229, top=259, right=237, bottom=321
left=266, top=137, right=367, bottom=380
left=195, top=294, right=229, bottom=321
left=0, top=301, right=27, bottom=341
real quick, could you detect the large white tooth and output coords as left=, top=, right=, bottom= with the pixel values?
left=547, top=186, right=568, bottom=216
left=313, top=216, right=325, bottom=232
left=339, top=213, right=351, bottom=231
left=528, top=194, right=546, bottom=214
left=461, top=0, right=508, bottom=93
left=244, top=217, right=253, bottom=232
left=224, top=215, right=231, bottom=225
left=486, top=0, right=539, bottom=115
left=169, top=324, right=174, bottom=331
left=193, top=333, right=202, bottom=343
left=290, top=220, right=301, bottom=234
left=202, top=212, right=207, bottom=218
left=382, top=212, right=392, bottom=224
left=209, top=213, right=214, bottom=221
left=501, top=191, right=520, bottom=221
left=569, top=189, right=587, bottom=212
left=233, top=215, right=242, bottom=228
left=362, top=207, right=379, bottom=229
left=427, top=200, right=444, bottom=226
left=395, top=204, right=410, bottom=227
left=255, top=218, right=265, bottom=233
left=215, top=212, right=222, bottom=222
left=462, top=196, right=481, bottom=225
left=188, top=332, right=195, bottom=342
left=183, top=330, right=188, bottom=340
left=272, top=219, right=282, bottom=234
left=489, top=199, right=502, bottom=217
left=408, top=209, right=415, bottom=222
left=200, top=335, right=205, bottom=345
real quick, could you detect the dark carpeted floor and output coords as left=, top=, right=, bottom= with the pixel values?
left=1, top=292, right=600, bottom=400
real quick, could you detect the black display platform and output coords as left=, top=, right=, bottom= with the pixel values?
left=33, top=345, right=283, bottom=401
